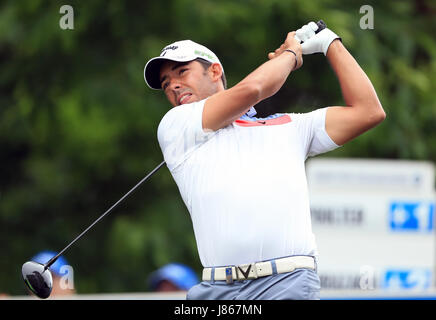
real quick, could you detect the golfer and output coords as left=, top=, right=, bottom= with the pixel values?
left=144, top=22, right=385, bottom=300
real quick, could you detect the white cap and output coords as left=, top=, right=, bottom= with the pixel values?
left=144, top=40, right=224, bottom=90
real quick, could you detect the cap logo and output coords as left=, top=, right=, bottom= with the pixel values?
left=194, top=50, right=215, bottom=61
left=160, top=45, right=179, bottom=56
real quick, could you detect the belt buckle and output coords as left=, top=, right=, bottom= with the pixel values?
left=236, top=263, right=257, bottom=280
left=225, top=267, right=234, bottom=284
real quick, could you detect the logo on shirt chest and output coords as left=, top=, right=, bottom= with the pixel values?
left=234, top=115, right=292, bottom=127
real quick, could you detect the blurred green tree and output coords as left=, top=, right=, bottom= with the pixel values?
left=0, top=0, right=434, bottom=295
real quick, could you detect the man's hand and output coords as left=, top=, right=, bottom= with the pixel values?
left=268, top=31, right=303, bottom=70
left=295, top=21, right=341, bottom=56
left=203, top=33, right=304, bottom=131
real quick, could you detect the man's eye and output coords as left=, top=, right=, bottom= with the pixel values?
left=179, top=68, right=188, bottom=74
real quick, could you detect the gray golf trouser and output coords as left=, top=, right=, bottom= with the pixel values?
left=187, top=268, right=321, bottom=300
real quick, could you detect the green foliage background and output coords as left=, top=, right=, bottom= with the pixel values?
left=1, top=0, right=435, bottom=295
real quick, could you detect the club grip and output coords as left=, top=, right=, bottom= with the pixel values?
left=315, top=20, right=327, bottom=33
left=295, top=20, right=327, bottom=43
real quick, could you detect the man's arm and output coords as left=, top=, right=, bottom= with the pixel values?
left=325, top=40, right=386, bottom=146
left=202, top=32, right=302, bottom=132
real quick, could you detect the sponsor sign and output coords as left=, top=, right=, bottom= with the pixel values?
left=307, top=158, right=436, bottom=292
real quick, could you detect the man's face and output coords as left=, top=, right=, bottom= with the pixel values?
left=159, top=60, right=219, bottom=107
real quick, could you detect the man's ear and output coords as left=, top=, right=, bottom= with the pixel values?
left=208, top=63, right=223, bottom=83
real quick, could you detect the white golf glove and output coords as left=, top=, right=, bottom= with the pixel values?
left=295, top=21, right=341, bottom=56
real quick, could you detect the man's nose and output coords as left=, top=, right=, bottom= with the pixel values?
left=168, top=79, right=181, bottom=90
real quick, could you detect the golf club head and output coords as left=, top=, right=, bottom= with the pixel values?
left=22, top=261, right=53, bottom=299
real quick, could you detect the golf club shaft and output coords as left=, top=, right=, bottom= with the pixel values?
left=44, top=160, right=166, bottom=270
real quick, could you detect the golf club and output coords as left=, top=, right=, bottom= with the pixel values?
left=22, top=160, right=166, bottom=299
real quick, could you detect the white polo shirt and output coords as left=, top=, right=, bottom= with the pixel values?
left=157, top=99, right=339, bottom=267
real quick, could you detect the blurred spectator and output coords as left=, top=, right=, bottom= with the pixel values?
left=149, top=263, right=199, bottom=292
left=30, top=251, right=76, bottom=297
